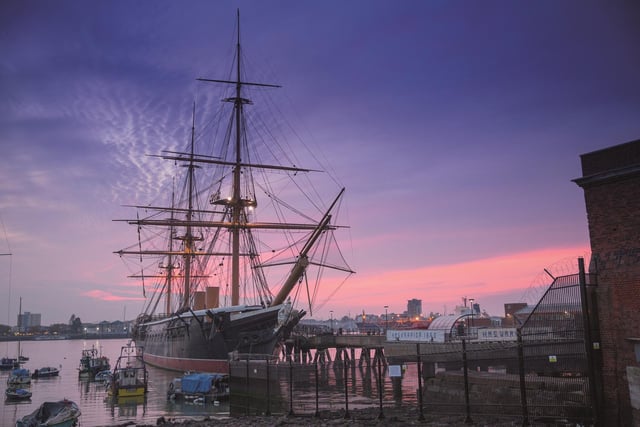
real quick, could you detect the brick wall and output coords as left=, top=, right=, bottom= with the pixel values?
left=574, top=139, right=640, bottom=426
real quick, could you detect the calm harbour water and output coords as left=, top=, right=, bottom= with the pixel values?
left=1, top=338, right=230, bottom=426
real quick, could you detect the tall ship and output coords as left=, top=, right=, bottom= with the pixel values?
left=115, top=11, right=353, bottom=373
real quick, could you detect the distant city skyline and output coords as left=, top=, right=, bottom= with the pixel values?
left=4, top=297, right=514, bottom=327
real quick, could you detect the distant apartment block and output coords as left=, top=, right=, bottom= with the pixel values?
left=407, top=299, right=422, bottom=318
left=18, top=312, right=41, bottom=331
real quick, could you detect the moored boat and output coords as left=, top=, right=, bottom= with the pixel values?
left=5, top=387, right=32, bottom=401
left=94, top=369, right=112, bottom=383
left=115, top=10, right=353, bottom=374
left=16, top=399, right=81, bottom=427
left=32, top=366, right=61, bottom=378
left=78, top=345, right=110, bottom=379
left=107, top=342, right=148, bottom=398
left=7, top=368, right=30, bottom=386
left=167, top=372, right=229, bottom=403
left=0, top=357, right=19, bottom=371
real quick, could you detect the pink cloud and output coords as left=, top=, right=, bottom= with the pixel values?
left=83, top=289, right=145, bottom=302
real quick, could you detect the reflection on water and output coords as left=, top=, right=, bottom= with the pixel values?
left=0, top=338, right=230, bottom=426
left=106, top=395, right=147, bottom=419
left=231, top=355, right=424, bottom=416
left=3, top=339, right=427, bottom=425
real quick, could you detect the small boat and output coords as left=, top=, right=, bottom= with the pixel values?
left=0, top=357, right=19, bottom=371
left=94, top=369, right=112, bottom=382
left=7, top=368, right=31, bottom=386
left=167, top=372, right=229, bottom=403
left=107, top=342, right=148, bottom=398
left=16, top=399, right=81, bottom=427
left=78, top=345, right=110, bottom=380
left=5, top=387, right=32, bottom=401
left=15, top=297, right=27, bottom=366
left=32, top=366, right=61, bottom=378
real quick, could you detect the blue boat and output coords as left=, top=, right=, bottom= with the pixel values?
left=5, top=387, right=32, bottom=401
left=7, top=368, right=31, bottom=386
left=167, top=372, right=229, bottom=403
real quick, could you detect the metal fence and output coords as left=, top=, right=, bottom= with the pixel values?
left=229, top=261, right=599, bottom=425
left=518, top=262, right=598, bottom=424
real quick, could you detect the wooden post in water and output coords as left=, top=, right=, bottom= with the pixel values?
left=377, top=353, right=385, bottom=420
left=343, top=357, right=350, bottom=419
left=245, top=358, right=250, bottom=416
left=417, top=343, right=425, bottom=421
left=265, top=357, right=271, bottom=416
left=288, top=359, right=294, bottom=416
left=314, top=361, right=320, bottom=418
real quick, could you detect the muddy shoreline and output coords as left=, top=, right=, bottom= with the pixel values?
left=115, top=408, right=520, bottom=426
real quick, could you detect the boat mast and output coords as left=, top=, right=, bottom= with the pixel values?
left=17, top=296, right=21, bottom=358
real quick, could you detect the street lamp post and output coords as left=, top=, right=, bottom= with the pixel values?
left=330, top=310, right=334, bottom=334
left=384, top=305, right=389, bottom=335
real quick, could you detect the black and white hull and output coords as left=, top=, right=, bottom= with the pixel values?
left=134, top=304, right=304, bottom=372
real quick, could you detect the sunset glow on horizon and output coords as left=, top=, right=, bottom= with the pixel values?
left=330, top=244, right=591, bottom=318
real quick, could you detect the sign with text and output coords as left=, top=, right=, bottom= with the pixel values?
left=387, top=329, right=445, bottom=343
left=476, top=327, right=518, bottom=342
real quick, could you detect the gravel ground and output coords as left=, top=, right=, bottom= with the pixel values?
left=113, top=409, right=522, bottom=427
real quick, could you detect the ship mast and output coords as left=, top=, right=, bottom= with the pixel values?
left=116, top=10, right=354, bottom=326
left=231, top=9, right=242, bottom=306
left=164, top=187, right=176, bottom=314
left=198, top=10, right=281, bottom=306
left=192, top=10, right=352, bottom=308
left=181, top=103, right=199, bottom=308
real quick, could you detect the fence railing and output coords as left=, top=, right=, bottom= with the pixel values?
left=229, top=268, right=597, bottom=425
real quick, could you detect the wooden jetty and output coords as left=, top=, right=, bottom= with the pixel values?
left=284, top=334, right=387, bottom=367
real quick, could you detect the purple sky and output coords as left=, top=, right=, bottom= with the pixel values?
left=1, top=1, right=639, bottom=325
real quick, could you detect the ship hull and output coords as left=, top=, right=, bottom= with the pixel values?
left=134, top=304, right=300, bottom=373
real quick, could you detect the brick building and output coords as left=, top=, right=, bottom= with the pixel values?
left=574, top=138, right=640, bottom=426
